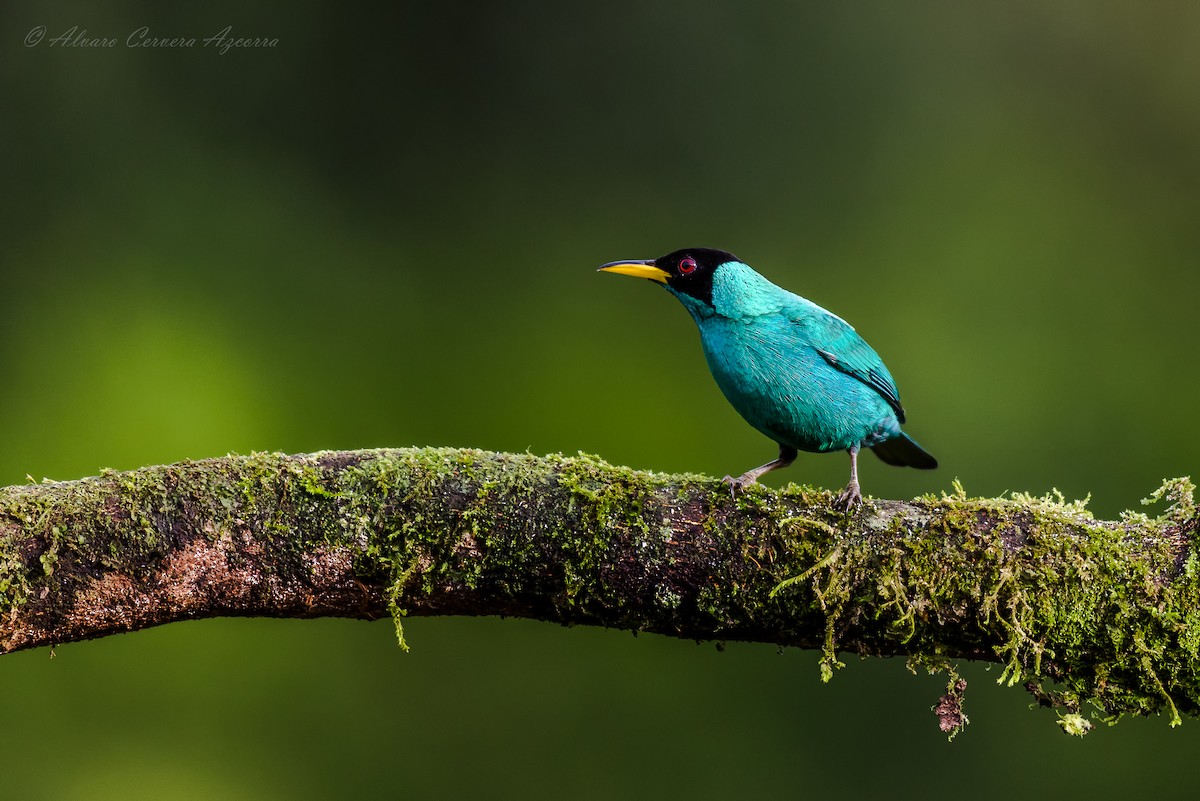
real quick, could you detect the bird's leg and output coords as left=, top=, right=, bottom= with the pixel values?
left=723, top=445, right=797, bottom=496
left=834, top=444, right=863, bottom=511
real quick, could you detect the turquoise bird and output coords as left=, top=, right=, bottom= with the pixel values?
left=599, top=248, right=936, bottom=509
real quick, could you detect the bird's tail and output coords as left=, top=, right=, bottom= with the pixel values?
left=871, top=433, right=937, bottom=469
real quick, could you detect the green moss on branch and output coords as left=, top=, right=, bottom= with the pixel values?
left=0, top=448, right=1195, bottom=734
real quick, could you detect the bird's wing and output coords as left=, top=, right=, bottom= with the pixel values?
left=791, top=307, right=907, bottom=423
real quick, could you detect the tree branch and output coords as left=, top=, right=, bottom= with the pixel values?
left=1, top=448, right=1196, bottom=733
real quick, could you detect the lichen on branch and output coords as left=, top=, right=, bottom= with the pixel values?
left=0, top=448, right=1195, bottom=735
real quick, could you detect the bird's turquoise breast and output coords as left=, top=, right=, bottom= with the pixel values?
left=696, top=315, right=899, bottom=454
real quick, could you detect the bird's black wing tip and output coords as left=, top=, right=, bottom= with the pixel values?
left=871, top=434, right=937, bottom=469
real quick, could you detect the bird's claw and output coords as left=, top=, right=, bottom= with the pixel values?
left=720, top=472, right=758, bottom=496
left=833, top=481, right=863, bottom=512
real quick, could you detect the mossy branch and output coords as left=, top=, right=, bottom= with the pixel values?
left=1, top=447, right=1196, bottom=735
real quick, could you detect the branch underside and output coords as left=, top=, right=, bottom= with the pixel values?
left=0, top=447, right=1196, bottom=733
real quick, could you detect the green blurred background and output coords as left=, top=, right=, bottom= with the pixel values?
left=3, top=2, right=1199, bottom=798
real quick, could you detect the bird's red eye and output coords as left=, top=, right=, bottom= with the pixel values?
left=678, top=257, right=698, bottom=274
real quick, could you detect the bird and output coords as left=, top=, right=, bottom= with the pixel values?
left=598, top=247, right=936, bottom=510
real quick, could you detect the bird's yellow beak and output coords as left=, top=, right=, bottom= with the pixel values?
left=597, top=260, right=670, bottom=284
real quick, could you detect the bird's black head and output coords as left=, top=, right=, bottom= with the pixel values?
left=598, top=247, right=741, bottom=309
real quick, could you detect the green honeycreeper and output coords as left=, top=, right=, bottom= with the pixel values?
left=599, top=248, right=936, bottom=509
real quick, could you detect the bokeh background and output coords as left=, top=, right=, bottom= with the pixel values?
left=3, top=2, right=1199, bottom=798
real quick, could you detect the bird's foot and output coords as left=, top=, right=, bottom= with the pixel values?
left=833, top=481, right=863, bottom=512
left=721, top=474, right=756, bottom=499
